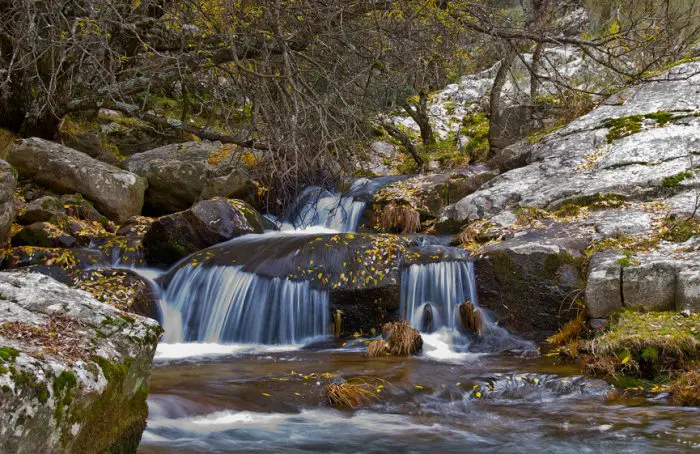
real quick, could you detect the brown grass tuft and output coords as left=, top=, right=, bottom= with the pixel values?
left=458, top=301, right=483, bottom=337
left=367, top=340, right=390, bottom=358
left=668, top=368, right=700, bottom=406
left=381, top=320, right=423, bottom=356
left=378, top=202, right=421, bottom=234
left=325, top=380, right=378, bottom=409
left=547, top=312, right=585, bottom=346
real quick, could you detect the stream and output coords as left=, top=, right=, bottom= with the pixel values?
left=132, top=179, right=699, bottom=453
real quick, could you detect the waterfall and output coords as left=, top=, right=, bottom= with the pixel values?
left=400, top=260, right=478, bottom=331
left=400, top=258, right=535, bottom=354
left=282, top=186, right=366, bottom=232
left=162, top=263, right=329, bottom=344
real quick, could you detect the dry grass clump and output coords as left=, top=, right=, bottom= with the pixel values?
left=547, top=312, right=585, bottom=346
left=584, top=311, right=699, bottom=378
left=325, top=379, right=378, bottom=409
left=367, top=339, right=390, bottom=358
left=458, top=301, right=483, bottom=337
left=0, top=315, right=90, bottom=362
left=668, top=368, right=700, bottom=406
left=381, top=320, right=423, bottom=356
left=378, top=202, right=421, bottom=234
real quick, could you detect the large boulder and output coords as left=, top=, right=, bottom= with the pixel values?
left=0, top=160, right=17, bottom=246
left=142, top=198, right=264, bottom=267
left=366, top=166, right=497, bottom=233
left=474, top=225, right=588, bottom=341
left=441, top=62, right=700, bottom=226
left=7, top=138, right=146, bottom=223
left=123, top=141, right=253, bottom=215
left=0, top=272, right=161, bottom=453
left=586, top=239, right=700, bottom=318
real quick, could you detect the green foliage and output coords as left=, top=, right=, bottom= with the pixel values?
left=0, top=346, right=19, bottom=362
left=603, top=111, right=678, bottom=143
left=662, top=170, right=694, bottom=188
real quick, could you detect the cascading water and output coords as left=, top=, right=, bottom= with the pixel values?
left=281, top=186, right=366, bottom=232
left=400, top=250, right=535, bottom=355
left=401, top=260, right=478, bottom=331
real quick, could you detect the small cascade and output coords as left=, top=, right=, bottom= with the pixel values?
left=401, top=255, right=535, bottom=354
left=281, top=186, right=365, bottom=232
left=401, top=260, right=478, bottom=331
left=162, top=263, right=329, bottom=344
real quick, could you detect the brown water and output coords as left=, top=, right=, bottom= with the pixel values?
left=138, top=339, right=700, bottom=454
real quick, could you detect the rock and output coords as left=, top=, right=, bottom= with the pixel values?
left=0, top=272, right=161, bottom=453
left=474, top=228, right=587, bottom=340
left=441, top=62, right=700, bottom=225
left=586, top=240, right=700, bottom=318
left=0, top=160, right=17, bottom=246
left=622, top=261, right=677, bottom=312
left=18, top=196, right=65, bottom=224
left=368, top=166, right=497, bottom=233
left=72, top=268, right=160, bottom=320
left=0, top=247, right=111, bottom=285
left=486, top=140, right=532, bottom=173
left=142, top=198, right=264, bottom=266
left=7, top=138, right=146, bottom=223
left=11, top=222, right=77, bottom=249
left=677, top=268, right=700, bottom=312
left=585, top=253, right=623, bottom=319
left=123, top=141, right=253, bottom=215
left=94, top=236, right=146, bottom=267
left=358, top=141, right=397, bottom=177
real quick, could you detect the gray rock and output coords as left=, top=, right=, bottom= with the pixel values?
left=18, top=196, right=65, bottom=224
left=585, top=253, right=623, bottom=319
left=124, top=141, right=252, bottom=215
left=441, top=62, right=700, bottom=224
left=0, top=160, right=17, bottom=245
left=622, top=261, right=677, bottom=312
left=7, top=138, right=146, bottom=223
left=676, top=267, right=700, bottom=312
left=0, top=272, right=161, bottom=453
left=142, top=198, right=264, bottom=266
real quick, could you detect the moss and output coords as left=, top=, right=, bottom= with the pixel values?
left=552, top=193, right=626, bottom=213
left=543, top=251, right=583, bottom=279
left=616, top=252, right=640, bottom=268
left=662, top=216, right=700, bottom=243
left=602, top=111, right=679, bottom=143
left=53, top=370, right=78, bottom=421
left=92, top=356, right=131, bottom=383
left=584, top=311, right=699, bottom=379
left=0, top=346, right=19, bottom=362
left=10, top=368, right=50, bottom=404
left=662, top=170, right=694, bottom=188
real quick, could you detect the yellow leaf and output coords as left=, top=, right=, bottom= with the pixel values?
left=475, top=391, right=482, bottom=398
left=262, top=393, right=270, bottom=397
left=621, top=355, right=630, bottom=365
left=415, top=385, right=424, bottom=390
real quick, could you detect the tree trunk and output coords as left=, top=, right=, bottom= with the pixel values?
left=382, top=120, right=424, bottom=169
left=402, top=91, right=434, bottom=147
left=488, top=48, right=517, bottom=154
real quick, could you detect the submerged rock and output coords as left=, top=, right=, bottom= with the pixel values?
left=7, top=138, right=146, bottom=223
left=142, top=197, right=264, bottom=267
left=0, top=272, right=161, bottom=453
left=123, top=141, right=254, bottom=215
left=0, top=160, right=17, bottom=246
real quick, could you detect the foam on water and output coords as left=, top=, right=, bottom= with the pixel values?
left=154, top=342, right=304, bottom=361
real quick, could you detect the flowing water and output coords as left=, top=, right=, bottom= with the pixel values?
left=136, top=181, right=700, bottom=453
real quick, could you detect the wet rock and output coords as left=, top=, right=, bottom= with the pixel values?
left=0, top=247, right=111, bottom=285
left=94, top=236, right=146, bottom=267
left=7, top=138, right=146, bottom=223
left=0, top=272, right=161, bottom=453
left=0, top=160, right=17, bottom=246
left=11, top=222, right=77, bottom=248
left=18, top=196, right=65, bottom=224
left=474, top=227, right=588, bottom=340
left=142, top=198, right=264, bottom=267
left=123, top=141, right=253, bottom=215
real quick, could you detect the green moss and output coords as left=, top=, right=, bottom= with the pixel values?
left=53, top=370, right=78, bottom=421
left=0, top=346, right=19, bottom=362
left=543, top=251, right=583, bottom=280
left=553, top=193, right=626, bottom=213
left=662, top=216, right=700, bottom=243
left=92, top=356, right=131, bottom=383
left=585, top=311, right=699, bottom=379
left=662, top=170, right=694, bottom=188
left=602, top=111, right=679, bottom=143
left=616, top=252, right=640, bottom=268
left=10, top=367, right=50, bottom=404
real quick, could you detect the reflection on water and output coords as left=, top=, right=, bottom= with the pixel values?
left=139, top=347, right=700, bottom=453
